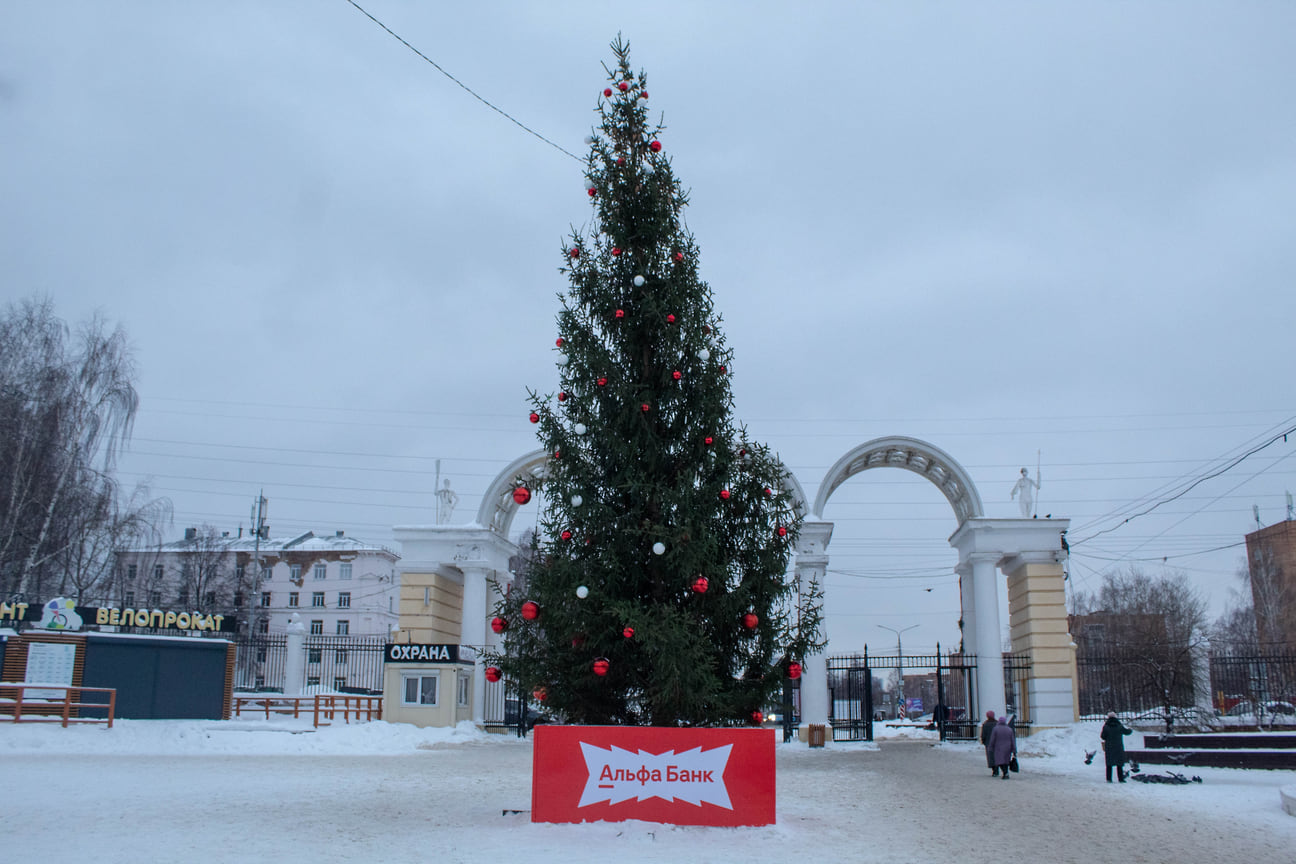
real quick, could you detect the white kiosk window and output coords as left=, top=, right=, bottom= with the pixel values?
left=457, top=674, right=470, bottom=707
left=402, top=672, right=439, bottom=706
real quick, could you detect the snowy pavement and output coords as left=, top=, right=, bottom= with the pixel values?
left=3, top=720, right=1293, bottom=863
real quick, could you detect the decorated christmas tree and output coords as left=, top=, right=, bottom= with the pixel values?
left=487, top=38, right=823, bottom=727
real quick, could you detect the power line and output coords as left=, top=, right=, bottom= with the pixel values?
left=343, top=0, right=582, bottom=162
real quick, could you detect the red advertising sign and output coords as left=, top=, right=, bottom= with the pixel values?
left=531, top=725, right=776, bottom=826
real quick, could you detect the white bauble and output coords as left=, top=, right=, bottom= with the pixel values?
left=574, top=423, right=587, bottom=435
left=571, top=495, right=583, bottom=507
left=652, top=542, right=666, bottom=555
left=633, top=275, right=645, bottom=287
left=576, top=585, right=589, bottom=599
left=698, top=348, right=710, bottom=361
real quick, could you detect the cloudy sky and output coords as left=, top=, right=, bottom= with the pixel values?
left=3, top=2, right=1293, bottom=653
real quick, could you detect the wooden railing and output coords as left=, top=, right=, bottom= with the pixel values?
left=0, top=682, right=117, bottom=728
left=232, top=693, right=383, bottom=727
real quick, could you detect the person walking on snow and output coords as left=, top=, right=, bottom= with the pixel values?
left=988, top=715, right=1016, bottom=780
left=1100, top=711, right=1133, bottom=783
left=980, top=710, right=999, bottom=775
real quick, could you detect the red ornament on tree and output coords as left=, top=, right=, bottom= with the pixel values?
left=692, top=576, right=709, bottom=594
left=603, top=87, right=612, bottom=97
left=764, top=487, right=773, bottom=498
left=618, top=81, right=629, bottom=92
left=640, top=91, right=648, bottom=99
left=490, top=616, right=508, bottom=634
left=485, top=666, right=502, bottom=683
left=561, top=530, right=573, bottom=541
left=622, top=626, right=635, bottom=639
left=702, top=325, right=711, bottom=334
left=617, top=156, right=625, bottom=166
left=611, top=246, right=622, bottom=256
left=641, top=403, right=650, bottom=413
left=615, top=309, right=625, bottom=319
left=597, top=377, right=608, bottom=387
left=776, top=525, right=788, bottom=538
left=719, top=365, right=727, bottom=374
left=553, top=449, right=561, bottom=459
left=750, top=710, right=764, bottom=725
left=704, top=436, right=714, bottom=446
left=649, top=140, right=662, bottom=152
left=743, top=612, right=759, bottom=629
left=569, top=247, right=580, bottom=258
left=533, top=687, right=547, bottom=702
left=529, top=412, right=539, bottom=424
left=720, top=489, right=731, bottom=500
left=512, top=486, right=532, bottom=505
left=666, top=314, right=676, bottom=323
left=593, top=658, right=610, bottom=676
left=587, top=188, right=596, bottom=197
left=558, top=391, right=567, bottom=402
left=788, top=662, right=803, bottom=680
left=521, top=601, right=539, bottom=621
left=675, top=251, right=684, bottom=261
left=672, top=370, right=681, bottom=381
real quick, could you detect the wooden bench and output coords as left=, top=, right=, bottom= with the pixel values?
left=0, top=682, right=116, bottom=728
left=232, top=693, right=382, bottom=727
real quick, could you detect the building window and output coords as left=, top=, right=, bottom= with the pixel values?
left=236, top=564, right=245, bottom=582
left=290, top=565, right=302, bottom=581
left=261, top=566, right=272, bottom=581
left=336, top=620, right=350, bottom=636
left=261, top=592, right=272, bottom=607
left=312, top=592, right=325, bottom=607
left=149, top=591, right=161, bottom=606
left=307, top=676, right=320, bottom=687
left=338, top=592, right=351, bottom=609
left=310, top=620, right=323, bottom=635
left=314, top=564, right=327, bottom=581
left=124, top=591, right=135, bottom=606
left=458, top=674, right=470, bottom=708
left=126, top=564, right=137, bottom=581
left=334, top=677, right=347, bottom=691
left=177, top=587, right=189, bottom=605
left=335, top=649, right=348, bottom=663
left=204, top=591, right=216, bottom=607
left=234, top=591, right=245, bottom=607
left=340, top=562, right=352, bottom=581
left=288, top=592, right=299, bottom=607
left=308, top=648, right=321, bottom=664
left=153, top=564, right=163, bottom=580
left=258, top=618, right=270, bottom=634
left=402, top=673, right=438, bottom=706
left=256, top=648, right=267, bottom=663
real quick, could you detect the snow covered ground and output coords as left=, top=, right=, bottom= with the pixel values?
left=3, top=719, right=1293, bottom=863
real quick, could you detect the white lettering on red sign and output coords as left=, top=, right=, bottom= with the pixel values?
left=577, top=743, right=733, bottom=809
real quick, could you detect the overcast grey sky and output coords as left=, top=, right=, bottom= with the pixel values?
left=3, top=2, right=1294, bottom=653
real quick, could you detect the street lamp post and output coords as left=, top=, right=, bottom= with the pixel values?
left=879, top=624, right=919, bottom=718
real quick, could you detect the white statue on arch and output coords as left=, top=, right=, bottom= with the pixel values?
left=435, top=479, right=459, bottom=524
left=1010, top=467, right=1039, bottom=518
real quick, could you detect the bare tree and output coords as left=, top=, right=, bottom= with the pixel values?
left=0, top=297, right=167, bottom=601
left=1248, top=545, right=1293, bottom=649
left=174, top=526, right=236, bottom=613
left=1072, top=567, right=1210, bottom=732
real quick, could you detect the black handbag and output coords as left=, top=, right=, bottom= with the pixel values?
left=1009, top=755, right=1020, bottom=773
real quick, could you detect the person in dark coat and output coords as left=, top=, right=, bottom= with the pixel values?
left=1100, top=711, right=1133, bottom=783
left=988, top=715, right=1016, bottom=780
left=980, top=710, right=999, bottom=775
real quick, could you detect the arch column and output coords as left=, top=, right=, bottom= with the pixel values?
left=795, top=521, right=833, bottom=731
left=961, top=552, right=1005, bottom=718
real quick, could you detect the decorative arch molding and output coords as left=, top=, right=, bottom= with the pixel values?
left=810, top=435, right=984, bottom=524
left=476, top=449, right=552, bottom=537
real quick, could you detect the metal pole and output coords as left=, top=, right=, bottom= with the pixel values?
left=879, top=624, right=918, bottom=718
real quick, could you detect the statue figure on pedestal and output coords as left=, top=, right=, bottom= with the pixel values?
left=1011, top=467, right=1039, bottom=518
left=435, top=479, right=459, bottom=524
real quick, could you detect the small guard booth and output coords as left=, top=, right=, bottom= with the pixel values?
left=381, top=643, right=474, bottom=728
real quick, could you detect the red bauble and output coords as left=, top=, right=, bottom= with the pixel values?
left=611, top=247, right=622, bottom=256
left=720, top=489, right=731, bottom=500
left=672, top=370, right=682, bottom=381
left=533, top=687, right=547, bottom=702
left=623, top=626, right=635, bottom=639
left=561, top=530, right=573, bottom=541
left=640, top=91, right=648, bottom=99
left=521, top=601, right=539, bottom=621
left=788, top=662, right=803, bottom=680
left=764, top=487, right=773, bottom=498
left=704, top=436, right=714, bottom=446
left=617, top=156, right=625, bottom=165
left=675, top=251, right=685, bottom=261
left=529, top=412, right=539, bottom=424
left=743, top=612, right=759, bottom=629
left=719, top=365, right=727, bottom=374
left=558, top=391, right=567, bottom=402
left=649, top=140, right=662, bottom=152
left=555, top=337, right=565, bottom=347
left=485, top=666, right=502, bottom=683
left=571, top=634, right=586, bottom=648
left=553, top=449, right=561, bottom=459
left=702, top=325, right=711, bottom=334
left=666, top=314, right=676, bottom=323
left=490, top=616, right=508, bottom=634
left=641, top=403, right=650, bottom=413
left=618, top=81, right=629, bottom=92
left=615, top=308, right=625, bottom=319
left=603, top=87, right=612, bottom=97
left=512, top=486, right=532, bottom=505
left=587, top=188, right=596, bottom=197
left=569, top=247, right=580, bottom=258
left=692, top=576, right=709, bottom=594
left=593, top=658, right=610, bottom=676
left=750, top=710, right=764, bottom=725
left=597, top=376, right=608, bottom=387
left=776, top=525, right=788, bottom=538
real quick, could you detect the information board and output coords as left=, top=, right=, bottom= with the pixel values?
left=24, top=641, right=77, bottom=699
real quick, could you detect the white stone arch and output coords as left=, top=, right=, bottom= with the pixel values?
left=476, top=449, right=553, bottom=537
left=811, top=435, right=984, bottom=523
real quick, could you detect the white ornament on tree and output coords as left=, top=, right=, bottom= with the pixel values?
left=698, top=348, right=710, bottom=361
left=574, top=423, right=587, bottom=435
left=633, top=275, right=645, bottom=287
left=652, top=542, right=666, bottom=555
left=571, top=494, right=583, bottom=507
left=576, top=585, right=589, bottom=599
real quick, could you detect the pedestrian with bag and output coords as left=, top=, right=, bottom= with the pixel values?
left=988, top=714, right=1017, bottom=780
left=1100, top=711, right=1133, bottom=783
left=980, top=710, right=999, bottom=776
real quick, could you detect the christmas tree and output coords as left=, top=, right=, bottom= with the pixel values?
left=488, top=38, right=823, bottom=727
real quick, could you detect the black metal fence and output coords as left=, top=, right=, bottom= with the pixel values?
left=230, top=635, right=387, bottom=695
